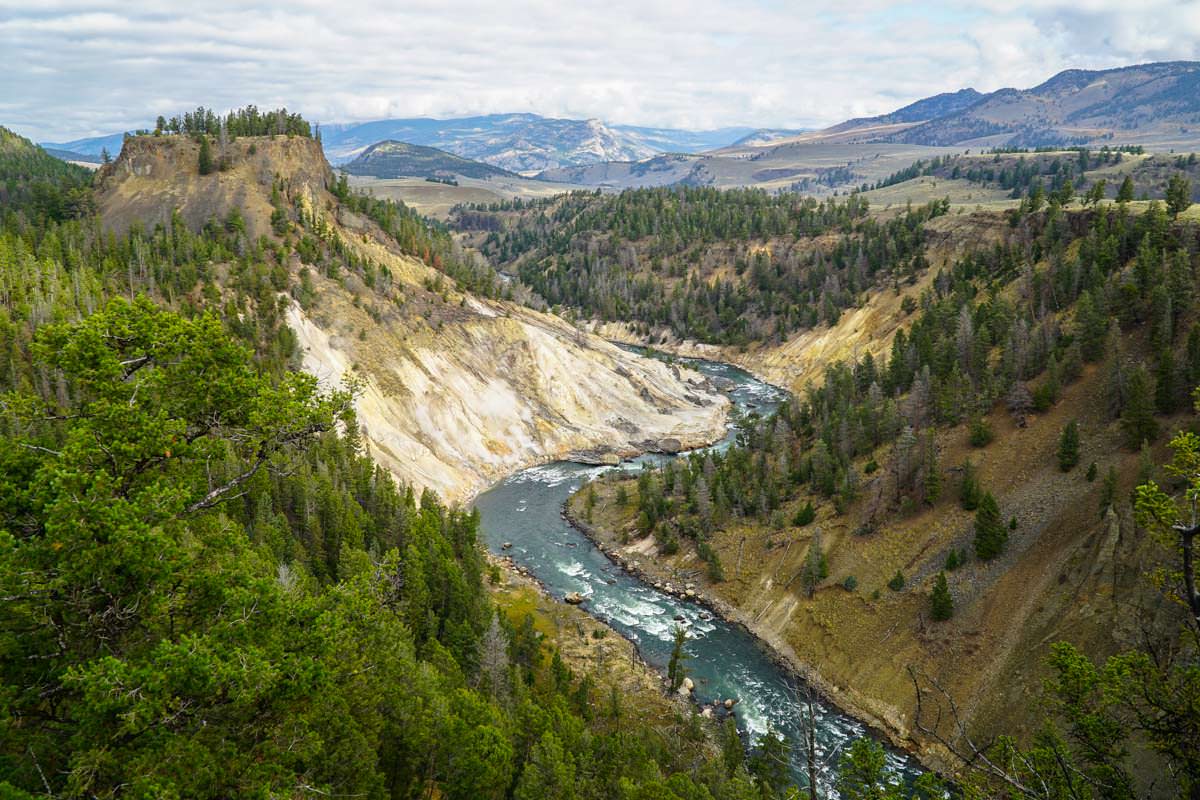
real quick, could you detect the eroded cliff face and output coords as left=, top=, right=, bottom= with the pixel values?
left=286, top=284, right=728, bottom=503
left=97, top=134, right=729, bottom=503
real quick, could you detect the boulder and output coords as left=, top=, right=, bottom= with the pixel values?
left=564, top=591, right=584, bottom=605
left=657, top=437, right=683, bottom=454
left=682, top=677, right=694, bottom=693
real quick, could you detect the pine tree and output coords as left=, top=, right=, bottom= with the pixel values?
left=1117, top=175, right=1134, bottom=204
left=197, top=135, right=214, bottom=175
left=1100, top=465, right=1119, bottom=518
left=930, top=572, right=954, bottom=620
left=1155, top=347, right=1179, bottom=414
left=800, top=531, right=828, bottom=598
left=974, top=491, right=1007, bottom=560
left=1058, top=420, right=1080, bottom=472
left=1074, top=291, right=1108, bottom=362
left=1166, top=174, right=1193, bottom=218
left=923, top=432, right=941, bottom=505
left=959, top=459, right=982, bottom=511
left=1120, top=366, right=1159, bottom=449
left=667, top=625, right=690, bottom=693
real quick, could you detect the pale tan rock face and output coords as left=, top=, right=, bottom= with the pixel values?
left=288, top=294, right=729, bottom=504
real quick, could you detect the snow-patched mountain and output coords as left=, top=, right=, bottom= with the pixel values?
left=318, top=114, right=752, bottom=172
left=46, top=114, right=756, bottom=174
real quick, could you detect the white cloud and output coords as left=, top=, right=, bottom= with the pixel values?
left=1, top=0, right=1198, bottom=141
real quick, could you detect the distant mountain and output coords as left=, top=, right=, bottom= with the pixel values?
left=46, top=114, right=759, bottom=175
left=44, top=147, right=101, bottom=164
left=893, top=61, right=1200, bottom=147
left=728, top=128, right=810, bottom=148
left=830, top=88, right=985, bottom=131
left=826, top=61, right=1200, bottom=149
left=41, top=132, right=126, bottom=159
left=319, top=114, right=758, bottom=172
left=610, top=124, right=763, bottom=153
left=340, top=140, right=520, bottom=180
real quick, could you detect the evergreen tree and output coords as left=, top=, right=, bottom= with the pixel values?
left=514, top=733, right=577, bottom=800
left=748, top=730, right=792, bottom=799
left=1120, top=366, right=1159, bottom=449
left=1155, top=346, right=1179, bottom=414
left=1100, top=465, right=1119, bottom=518
left=835, top=737, right=900, bottom=800
left=793, top=500, right=816, bottom=526
left=720, top=717, right=744, bottom=778
left=1166, top=174, right=1193, bottom=218
left=800, top=532, right=828, bottom=598
left=197, top=135, right=214, bottom=175
left=667, top=625, right=690, bottom=693
left=974, top=491, right=1007, bottom=560
left=1117, top=175, right=1135, bottom=203
left=922, top=432, right=941, bottom=505
left=1058, top=419, right=1081, bottom=471
left=1074, top=291, right=1108, bottom=362
left=959, top=459, right=982, bottom=510
left=930, top=572, right=954, bottom=621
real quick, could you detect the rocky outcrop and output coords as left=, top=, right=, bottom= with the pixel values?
left=97, top=134, right=730, bottom=504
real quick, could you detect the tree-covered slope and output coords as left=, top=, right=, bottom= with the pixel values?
left=0, top=109, right=762, bottom=800
left=567, top=191, right=1200, bottom=795
left=451, top=187, right=948, bottom=346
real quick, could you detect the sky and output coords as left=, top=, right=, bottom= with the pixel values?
left=3, top=0, right=1200, bottom=143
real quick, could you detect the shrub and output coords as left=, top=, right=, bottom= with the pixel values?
left=968, top=417, right=994, bottom=447
left=1086, top=462, right=1098, bottom=482
left=1032, top=382, right=1058, bottom=412
left=793, top=501, right=816, bottom=527
left=843, top=575, right=858, bottom=592
left=944, top=549, right=961, bottom=571
left=888, top=571, right=905, bottom=591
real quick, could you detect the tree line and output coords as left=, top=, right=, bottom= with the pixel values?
left=452, top=187, right=948, bottom=345
left=152, top=104, right=314, bottom=139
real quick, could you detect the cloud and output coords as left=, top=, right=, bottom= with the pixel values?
left=2, top=0, right=1198, bottom=141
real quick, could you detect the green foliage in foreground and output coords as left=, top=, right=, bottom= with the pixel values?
left=0, top=300, right=756, bottom=799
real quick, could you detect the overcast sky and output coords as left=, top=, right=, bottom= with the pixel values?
left=3, top=0, right=1199, bottom=142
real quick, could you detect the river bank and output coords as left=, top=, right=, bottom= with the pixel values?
left=561, top=502, right=943, bottom=773
left=472, top=352, right=924, bottom=788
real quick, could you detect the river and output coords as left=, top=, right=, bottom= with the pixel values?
left=473, top=351, right=920, bottom=792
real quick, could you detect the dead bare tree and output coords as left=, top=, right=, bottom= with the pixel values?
left=907, top=666, right=1125, bottom=800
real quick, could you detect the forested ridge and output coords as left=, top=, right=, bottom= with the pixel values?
left=0, top=123, right=802, bottom=800
left=871, top=147, right=1200, bottom=209
left=451, top=187, right=949, bottom=345
left=572, top=185, right=1200, bottom=795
